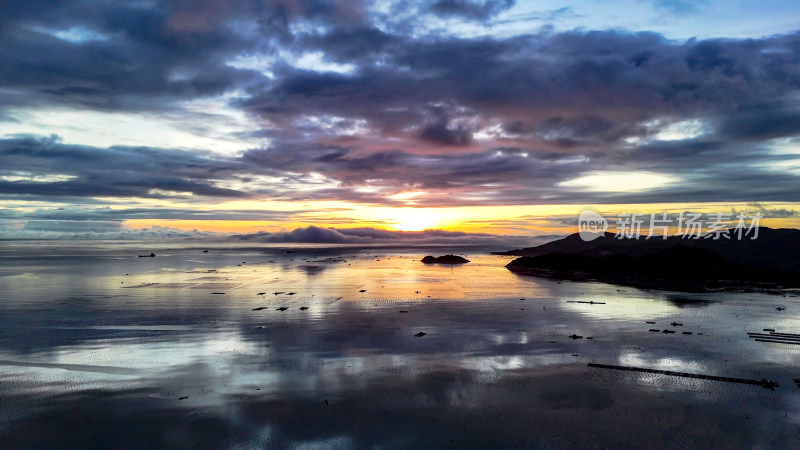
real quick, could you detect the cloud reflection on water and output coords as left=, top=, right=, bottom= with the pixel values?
left=0, top=246, right=798, bottom=447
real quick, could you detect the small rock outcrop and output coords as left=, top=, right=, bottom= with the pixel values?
left=421, top=254, right=470, bottom=264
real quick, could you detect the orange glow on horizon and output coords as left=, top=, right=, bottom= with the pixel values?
left=121, top=202, right=800, bottom=236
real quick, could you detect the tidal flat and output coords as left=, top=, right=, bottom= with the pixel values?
left=1, top=242, right=799, bottom=448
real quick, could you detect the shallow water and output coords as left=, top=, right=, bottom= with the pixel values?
left=1, top=243, right=799, bottom=448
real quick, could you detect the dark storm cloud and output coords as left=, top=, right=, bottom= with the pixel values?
left=0, top=4, right=259, bottom=111
left=0, top=0, right=371, bottom=111
left=248, top=28, right=800, bottom=152
left=5, top=1, right=800, bottom=144
left=3, top=1, right=800, bottom=138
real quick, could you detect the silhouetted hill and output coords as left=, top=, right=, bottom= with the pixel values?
left=501, top=228, right=800, bottom=291
left=497, top=227, right=800, bottom=271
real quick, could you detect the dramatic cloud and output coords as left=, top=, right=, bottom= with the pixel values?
left=4, top=132, right=798, bottom=208
left=1, top=0, right=800, bottom=237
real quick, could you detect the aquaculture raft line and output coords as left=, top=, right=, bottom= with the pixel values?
left=587, top=363, right=779, bottom=390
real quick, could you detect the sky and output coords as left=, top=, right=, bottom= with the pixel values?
left=1, top=0, right=800, bottom=241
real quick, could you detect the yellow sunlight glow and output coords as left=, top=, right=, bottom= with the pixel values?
left=388, top=208, right=444, bottom=231
left=119, top=201, right=800, bottom=236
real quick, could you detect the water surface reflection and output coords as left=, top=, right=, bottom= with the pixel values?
left=1, top=245, right=798, bottom=447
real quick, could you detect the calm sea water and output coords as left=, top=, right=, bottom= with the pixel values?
left=1, top=242, right=799, bottom=448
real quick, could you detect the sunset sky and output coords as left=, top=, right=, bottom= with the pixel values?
left=1, top=0, right=800, bottom=240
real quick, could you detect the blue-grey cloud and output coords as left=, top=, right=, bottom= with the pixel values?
left=3, top=131, right=800, bottom=208
left=427, top=0, right=515, bottom=20
left=0, top=135, right=245, bottom=198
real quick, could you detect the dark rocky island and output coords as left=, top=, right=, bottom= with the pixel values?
left=421, top=254, right=471, bottom=264
left=501, top=227, right=800, bottom=291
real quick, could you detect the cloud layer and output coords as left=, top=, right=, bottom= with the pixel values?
left=232, top=225, right=540, bottom=246
left=1, top=0, right=800, bottom=237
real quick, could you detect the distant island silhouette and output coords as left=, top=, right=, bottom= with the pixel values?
left=499, top=227, right=800, bottom=291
